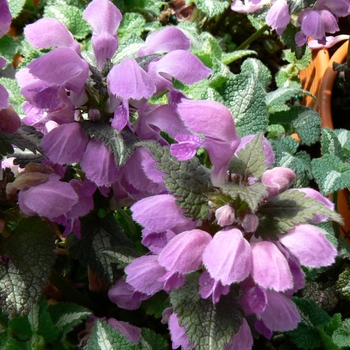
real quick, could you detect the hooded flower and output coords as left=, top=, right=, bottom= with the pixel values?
left=173, top=99, right=241, bottom=186
left=203, top=228, right=252, bottom=286
left=0, top=0, right=11, bottom=37
left=24, top=18, right=80, bottom=53
left=107, top=57, right=156, bottom=130
left=265, top=0, right=290, bottom=35
left=83, top=0, right=122, bottom=70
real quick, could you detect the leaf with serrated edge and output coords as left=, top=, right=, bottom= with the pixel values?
left=0, top=218, right=56, bottom=317
left=256, top=189, right=342, bottom=240
left=85, top=319, right=138, bottom=350
left=221, top=182, right=267, bottom=212
left=140, top=328, right=168, bottom=350
left=80, top=121, right=138, bottom=167
left=235, top=132, right=267, bottom=179
left=138, top=141, right=213, bottom=220
left=321, top=128, right=344, bottom=159
left=170, top=273, right=244, bottom=349
left=66, top=213, right=132, bottom=283
left=102, top=246, right=141, bottom=268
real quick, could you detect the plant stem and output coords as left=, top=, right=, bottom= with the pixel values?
left=235, top=24, right=269, bottom=51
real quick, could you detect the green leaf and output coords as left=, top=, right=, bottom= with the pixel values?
left=0, top=218, right=56, bottom=317
left=215, top=74, right=268, bottom=137
left=139, top=328, right=168, bottom=350
left=113, top=35, right=144, bottom=64
left=118, top=13, right=146, bottom=39
left=195, top=0, right=229, bottom=18
left=0, top=36, right=18, bottom=65
left=0, top=78, right=24, bottom=115
left=66, top=213, right=132, bottom=284
left=85, top=319, right=139, bottom=350
left=334, top=128, right=350, bottom=152
left=256, top=190, right=342, bottom=239
left=48, top=302, right=91, bottom=340
left=3, top=337, right=31, bottom=350
left=283, top=47, right=311, bottom=70
left=320, top=128, right=344, bottom=159
left=80, top=121, right=138, bottom=167
left=170, top=273, right=244, bottom=349
left=336, top=267, right=350, bottom=302
left=267, top=87, right=313, bottom=113
left=221, top=50, right=257, bottom=65
left=8, top=0, right=26, bottom=18
left=102, top=246, right=141, bottom=269
left=8, top=315, right=32, bottom=340
left=139, top=141, right=213, bottom=220
left=0, top=132, right=15, bottom=157
left=44, top=3, right=91, bottom=39
left=28, top=297, right=60, bottom=343
left=294, top=297, right=331, bottom=327
left=142, top=292, right=170, bottom=319
left=332, top=319, right=350, bottom=348
left=311, top=154, right=350, bottom=195
left=324, top=313, right=343, bottom=336
left=287, top=323, right=321, bottom=350
left=230, top=133, right=267, bottom=179
left=241, top=57, right=272, bottom=90
left=5, top=124, right=43, bottom=155
left=221, top=182, right=267, bottom=212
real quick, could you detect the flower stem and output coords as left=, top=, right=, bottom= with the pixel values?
left=235, top=24, right=269, bottom=51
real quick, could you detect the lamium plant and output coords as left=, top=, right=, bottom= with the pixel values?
left=1, top=0, right=350, bottom=349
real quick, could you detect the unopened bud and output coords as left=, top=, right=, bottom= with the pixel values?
left=261, top=167, right=296, bottom=198
left=215, top=205, right=235, bottom=227
left=242, top=213, right=259, bottom=232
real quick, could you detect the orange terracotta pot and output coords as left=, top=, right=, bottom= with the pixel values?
left=299, top=40, right=350, bottom=236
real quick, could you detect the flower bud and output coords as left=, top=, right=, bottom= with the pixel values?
left=215, top=204, right=235, bottom=227
left=261, top=167, right=296, bottom=198
left=242, top=213, right=259, bottom=232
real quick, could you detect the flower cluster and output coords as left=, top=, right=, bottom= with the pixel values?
left=231, top=0, right=350, bottom=47
left=9, top=0, right=211, bottom=237
left=109, top=100, right=339, bottom=349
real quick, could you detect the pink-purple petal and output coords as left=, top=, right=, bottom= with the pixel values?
left=107, top=57, right=155, bottom=100
left=158, top=229, right=212, bottom=274
left=260, top=290, right=300, bottom=331
left=250, top=241, right=293, bottom=292
left=0, top=0, right=11, bottom=37
left=125, top=255, right=166, bottom=295
left=138, top=27, right=190, bottom=56
left=225, top=318, right=253, bottom=350
left=24, top=18, right=80, bottom=53
left=203, top=228, right=251, bottom=285
left=131, top=194, right=193, bottom=231
left=278, top=224, right=337, bottom=267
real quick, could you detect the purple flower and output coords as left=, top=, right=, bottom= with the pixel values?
left=146, top=50, right=212, bottom=93
left=203, top=228, right=251, bottom=286
left=0, top=0, right=11, bottom=37
left=107, top=57, right=156, bottom=130
left=175, top=99, right=241, bottom=186
left=261, top=167, right=296, bottom=198
left=158, top=229, right=212, bottom=274
left=138, top=27, right=190, bottom=56
left=215, top=204, right=236, bottom=227
left=131, top=194, right=194, bottom=232
left=83, top=0, right=122, bottom=70
left=170, top=134, right=203, bottom=161
left=266, top=0, right=290, bottom=35
left=125, top=255, right=167, bottom=295
left=225, top=318, right=253, bottom=350
left=315, top=0, right=350, bottom=17
left=231, top=0, right=269, bottom=13
left=42, top=123, right=89, bottom=165
left=168, top=312, right=194, bottom=350
left=278, top=224, right=337, bottom=267
left=250, top=241, right=293, bottom=292
left=80, top=138, right=122, bottom=187
left=0, top=105, right=21, bottom=134
left=108, top=278, right=149, bottom=310
left=18, top=174, right=79, bottom=219
left=24, top=18, right=80, bottom=53
left=199, top=271, right=230, bottom=304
